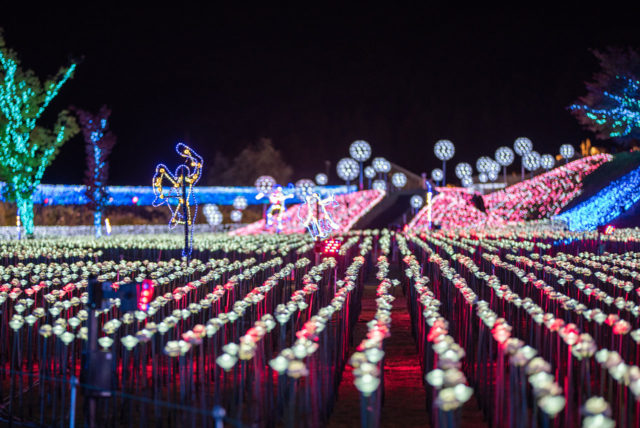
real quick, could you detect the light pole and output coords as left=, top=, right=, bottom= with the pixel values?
left=434, top=140, right=455, bottom=186
left=349, top=140, right=372, bottom=190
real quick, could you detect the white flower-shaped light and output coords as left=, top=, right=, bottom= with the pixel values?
left=514, top=137, right=533, bottom=156
left=337, top=158, right=359, bottom=181
left=232, top=196, right=248, bottom=210
left=434, top=140, right=455, bottom=161
left=479, top=173, right=488, bottom=183
left=476, top=156, right=493, bottom=173
left=431, top=168, right=443, bottom=181
left=410, top=195, right=424, bottom=208
left=203, top=204, right=220, bottom=225
left=372, top=157, right=391, bottom=173
left=372, top=179, right=387, bottom=191
left=487, top=170, right=499, bottom=181
left=315, top=173, right=328, bottom=185
left=254, top=175, right=276, bottom=193
left=295, top=179, right=316, bottom=198
left=349, top=140, right=372, bottom=162
left=495, top=146, right=515, bottom=166
left=523, top=151, right=541, bottom=171
left=391, top=172, right=407, bottom=188
left=455, top=162, right=472, bottom=179
left=230, top=210, right=243, bottom=223
left=560, top=144, right=575, bottom=160
left=461, top=177, right=473, bottom=187
left=540, top=154, right=555, bottom=170
left=364, top=166, right=376, bottom=179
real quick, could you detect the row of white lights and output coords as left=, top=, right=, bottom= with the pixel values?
left=434, top=138, right=576, bottom=187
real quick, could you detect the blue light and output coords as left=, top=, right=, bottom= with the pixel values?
left=556, top=164, right=640, bottom=230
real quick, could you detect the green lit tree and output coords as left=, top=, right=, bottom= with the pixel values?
left=0, top=31, right=78, bottom=237
left=569, top=48, right=640, bottom=145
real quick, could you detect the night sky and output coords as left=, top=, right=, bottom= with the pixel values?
left=1, top=5, right=639, bottom=185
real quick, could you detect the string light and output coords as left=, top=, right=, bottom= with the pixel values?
left=0, top=34, right=78, bottom=237
left=297, top=192, right=340, bottom=239
left=152, top=143, right=203, bottom=257
left=569, top=75, right=640, bottom=139
left=255, top=185, right=294, bottom=232
left=74, top=105, right=116, bottom=238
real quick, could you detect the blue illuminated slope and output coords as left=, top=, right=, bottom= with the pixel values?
left=557, top=164, right=640, bottom=231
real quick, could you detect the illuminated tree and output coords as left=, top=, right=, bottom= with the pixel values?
left=0, top=31, right=78, bottom=237
left=73, top=105, right=116, bottom=238
left=570, top=48, right=640, bottom=144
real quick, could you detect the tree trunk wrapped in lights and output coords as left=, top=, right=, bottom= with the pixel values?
left=73, top=105, right=116, bottom=238
left=0, top=32, right=78, bottom=237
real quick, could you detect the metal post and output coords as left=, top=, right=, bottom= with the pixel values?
left=182, top=173, right=189, bottom=260
left=359, top=161, right=364, bottom=191
left=70, top=376, right=78, bottom=428
left=442, top=160, right=446, bottom=186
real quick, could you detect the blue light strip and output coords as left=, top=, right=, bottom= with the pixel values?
left=556, top=164, right=640, bottom=231
left=0, top=183, right=355, bottom=206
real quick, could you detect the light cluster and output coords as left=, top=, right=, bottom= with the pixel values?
left=557, top=162, right=640, bottom=231
left=408, top=154, right=611, bottom=231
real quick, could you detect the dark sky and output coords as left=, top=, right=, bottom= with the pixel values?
left=2, top=5, right=639, bottom=185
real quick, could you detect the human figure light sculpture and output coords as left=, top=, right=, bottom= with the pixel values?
left=255, top=185, right=293, bottom=233
left=152, top=143, right=203, bottom=258
left=297, top=192, right=340, bottom=239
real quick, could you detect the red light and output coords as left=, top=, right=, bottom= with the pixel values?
left=138, top=279, right=154, bottom=311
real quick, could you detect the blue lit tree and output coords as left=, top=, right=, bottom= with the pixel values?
left=570, top=48, right=640, bottom=144
left=0, top=31, right=78, bottom=237
left=74, top=105, right=116, bottom=238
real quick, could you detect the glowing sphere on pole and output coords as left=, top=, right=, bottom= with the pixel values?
left=455, top=162, right=472, bottom=179
left=476, top=156, right=493, bottom=173
left=560, top=144, right=575, bottom=160
left=391, top=172, right=407, bottom=188
left=410, top=195, right=424, bottom=209
left=232, top=196, right=248, bottom=210
left=372, top=179, right=387, bottom=191
left=372, top=157, right=391, bottom=173
left=495, top=147, right=515, bottom=166
left=540, top=154, right=555, bottom=170
left=336, top=158, right=359, bottom=183
left=514, top=137, right=533, bottom=156
left=295, top=179, right=316, bottom=198
left=203, top=204, right=222, bottom=226
left=230, top=210, right=243, bottom=223
left=349, top=140, right=372, bottom=162
left=431, top=168, right=443, bottom=182
left=364, top=166, right=376, bottom=179
left=434, top=140, right=455, bottom=161
left=315, top=173, right=328, bottom=185
left=478, top=172, right=488, bottom=183
left=523, top=151, right=541, bottom=171
left=255, top=176, right=276, bottom=193
left=461, top=177, right=473, bottom=187
left=487, top=170, right=499, bottom=182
